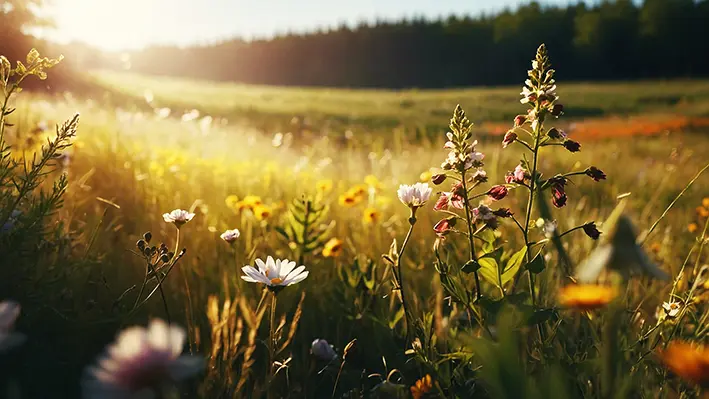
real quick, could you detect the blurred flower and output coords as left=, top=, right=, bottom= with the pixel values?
left=0, top=300, right=25, bottom=352
left=688, top=223, right=698, bottom=233
left=493, top=208, right=513, bottom=218
left=162, top=209, right=195, bottom=228
left=514, top=115, right=527, bottom=127
left=225, top=195, right=240, bottom=209
left=662, top=301, right=682, bottom=319
left=410, top=375, right=433, bottom=399
left=253, top=205, right=272, bottom=221
left=575, top=215, right=669, bottom=283
left=242, top=195, right=263, bottom=209
left=696, top=206, right=709, bottom=218
left=419, top=170, right=433, bottom=182
left=322, top=238, right=343, bottom=258
left=658, top=341, right=709, bottom=387
left=471, top=169, right=488, bottom=183
left=487, top=185, right=508, bottom=201
left=349, top=184, right=369, bottom=198
left=502, top=130, right=517, bottom=148
left=585, top=166, right=607, bottom=182
left=563, top=139, right=581, bottom=152
left=311, top=339, right=338, bottom=362
left=362, top=207, right=380, bottom=224
left=316, top=179, right=333, bottom=193
left=82, top=319, right=203, bottom=398
left=558, top=284, right=616, bottom=310
left=582, top=222, right=601, bottom=240
left=397, top=183, right=432, bottom=209
left=703, top=197, right=709, bottom=208
left=472, top=204, right=497, bottom=229
left=220, top=229, right=240, bottom=244
left=338, top=193, right=359, bottom=207
left=241, top=256, right=308, bottom=288
left=365, top=175, right=382, bottom=190
left=542, top=220, right=558, bottom=238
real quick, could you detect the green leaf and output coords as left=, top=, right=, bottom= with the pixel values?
left=527, top=309, right=557, bottom=325
left=389, top=306, right=405, bottom=329
left=477, top=228, right=497, bottom=253
left=478, top=257, right=500, bottom=288
left=526, top=252, right=546, bottom=274
left=461, top=259, right=480, bottom=273
left=501, top=246, right=527, bottom=285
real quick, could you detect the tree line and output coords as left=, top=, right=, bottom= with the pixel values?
left=115, top=0, right=709, bottom=88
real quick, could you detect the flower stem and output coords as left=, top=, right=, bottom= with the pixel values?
left=268, top=291, right=277, bottom=398
left=460, top=170, right=482, bottom=300
left=396, top=213, right=417, bottom=344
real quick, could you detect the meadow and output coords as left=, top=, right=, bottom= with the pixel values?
left=1, top=46, right=709, bottom=398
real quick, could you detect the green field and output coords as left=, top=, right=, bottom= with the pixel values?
left=3, top=50, right=709, bottom=398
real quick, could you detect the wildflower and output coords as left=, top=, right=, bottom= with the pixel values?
left=82, top=319, right=203, bottom=398
left=0, top=300, right=25, bottom=352
left=688, top=223, right=698, bottom=233
left=471, top=169, right=488, bottom=183
left=316, top=179, right=333, bottom=193
left=582, top=222, right=601, bottom=240
left=433, top=217, right=456, bottom=236
left=558, top=284, right=616, bottom=310
left=433, top=188, right=465, bottom=211
left=550, top=104, right=564, bottom=117
left=397, top=183, right=432, bottom=209
left=472, top=204, right=497, bottom=229
left=365, top=175, right=381, bottom=189
left=547, top=127, right=566, bottom=140
left=585, top=166, right=607, bottom=182
left=241, top=256, right=309, bottom=288
left=575, top=215, right=669, bottom=283
left=322, top=238, right=343, bottom=258
left=338, top=193, right=359, bottom=207
left=662, top=301, right=682, bottom=319
left=242, top=195, right=263, bottom=209
left=162, top=209, right=195, bottom=228
left=543, top=220, right=558, bottom=238
left=658, top=341, right=709, bottom=387
left=349, top=184, right=369, bottom=198
left=220, top=229, right=240, bottom=243
left=225, top=195, right=240, bottom=209
left=703, top=197, right=709, bottom=208
left=487, top=185, right=508, bottom=201
left=506, top=164, right=528, bottom=184
left=410, top=375, right=433, bottom=399
left=696, top=206, right=709, bottom=218
left=548, top=176, right=567, bottom=208
left=513, top=115, right=527, bottom=127
left=362, top=207, right=380, bottom=224
left=502, top=130, right=517, bottom=148
left=563, top=139, right=581, bottom=152
left=431, top=173, right=447, bottom=185
left=253, top=204, right=272, bottom=221
left=311, top=339, right=338, bottom=362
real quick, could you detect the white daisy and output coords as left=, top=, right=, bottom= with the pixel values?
left=82, top=319, right=203, bottom=398
left=662, top=301, right=682, bottom=319
left=219, top=228, right=240, bottom=243
left=241, top=256, right=309, bottom=288
left=397, top=183, right=432, bottom=208
left=162, top=209, right=195, bottom=227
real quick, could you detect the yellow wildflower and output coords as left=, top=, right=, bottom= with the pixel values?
left=242, top=195, right=263, bottom=209
left=338, top=193, right=360, bottom=207
left=419, top=170, right=433, bottom=182
left=253, top=204, right=272, bottom=221
left=558, top=284, right=617, bottom=311
left=703, top=197, right=709, bottom=208
left=225, top=195, right=240, bottom=209
left=322, top=238, right=344, bottom=258
left=316, top=179, right=334, bottom=193
left=658, top=341, right=709, bottom=387
left=362, top=207, right=380, bottom=224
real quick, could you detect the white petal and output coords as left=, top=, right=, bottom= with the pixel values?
left=167, top=324, right=186, bottom=357
left=279, top=260, right=297, bottom=278
left=147, top=319, right=171, bottom=352
left=254, top=258, right=266, bottom=272
left=284, top=265, right=306, bottom=281
left=286, top=271, right=309, bottom=286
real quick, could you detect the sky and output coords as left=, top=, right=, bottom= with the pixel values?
left=39, top=0, right=573, bottom=52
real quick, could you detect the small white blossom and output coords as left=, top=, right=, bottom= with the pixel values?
left=220, top=229, right=240, bottom=243
left=662, top=301, right=682, bottom=319
left=162, top=209, right=195, bottom=227
left=397, top=183, right=432, bottom=208
left=241, top=256, right=309, bottom=288
left=311, top=339, right=338, bottom=362
left=82, top=319, right=203, bottom=398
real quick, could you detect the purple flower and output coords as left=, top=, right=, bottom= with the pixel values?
left=311, top=339, right=338, bottom=362
left=83, top=319, right=203, bottom=398
left=487, top=185, right=508, bottom=201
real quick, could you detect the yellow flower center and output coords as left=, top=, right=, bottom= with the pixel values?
left=270, top=277, right=283, bottom=285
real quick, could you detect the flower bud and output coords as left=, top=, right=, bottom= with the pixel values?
left=136, top=239, right=146, bottom=250
left=487, top=185, right=508, bottom=201
left=563, top=140, right=581, bottom=153
left=311, top=339, right=338, bottom=362
left=513, top=115, right=527, bottom=127
left=143, top=232, right=152, bottom=243
left=492, top=208, right=513, bottom=218
left=502, top=130, right=517, bottom=149
left=550, top=103, right=564, bottom=117
left=585, top=166, right=606, bottom=182
left=582, top=222, right=601, bottom=240
left=431, top=173, right=447, bottom=185
left=547, top=128, right=565, bottom=140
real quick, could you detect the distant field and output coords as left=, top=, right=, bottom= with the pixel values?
left=90, top=70, right=709, bottom=136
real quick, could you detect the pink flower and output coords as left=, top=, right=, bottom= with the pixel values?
left=513, top=115, right=527, bottom=127
left=502, top=130, right=517, bottom=148
left=549, top=176, right=568, bottom=208
left=433, top=217, right=456, bottom=236
left=506, top=164, right=528, bottom=184
left=487, top=185, right=508, bottom=201
left=83, top=319, right=203, bottom=397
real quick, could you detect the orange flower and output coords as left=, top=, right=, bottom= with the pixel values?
left=659, top=341, right=709, bottom=387
left=703, top=197, right=709, bottom=208
left=411, top=374, right=433, bottom=399
left=697, top=206, right=709, bottom=218
left=558, top=284, right=616, bottom=310
left=688, top=223, right=699, bottom=233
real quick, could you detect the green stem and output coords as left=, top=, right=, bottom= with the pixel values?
left=460, top=170, right=482, bottom=300
left=396, top=213, right=417, bottom=344
left=268, top=291, right=277, bottom=399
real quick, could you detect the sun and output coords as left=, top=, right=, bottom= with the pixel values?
left=43, top=0, right=163, bottom=51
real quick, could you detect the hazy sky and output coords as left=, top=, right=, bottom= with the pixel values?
left=42, top=0, right=573, bottom=51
